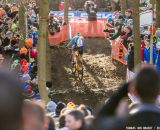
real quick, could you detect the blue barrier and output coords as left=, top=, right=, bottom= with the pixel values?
left=50, top=11, right=112, bottom=19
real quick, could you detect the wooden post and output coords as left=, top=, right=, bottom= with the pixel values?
left=64, top=0, right=69, bottom=24
left=38, top=0, right=49, bottom=103
left=132, top=0, right=141, bottom=67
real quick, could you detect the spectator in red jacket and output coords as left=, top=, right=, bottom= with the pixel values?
left=141, top=40, right=145, bottom=61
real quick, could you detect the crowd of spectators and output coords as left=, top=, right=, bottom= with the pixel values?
left=49, top=13, right=66, bottom=35
left=0, top=2, right=19, bottom=66
left=0, top=1, right=95, bottom=130
left=0, top=0, right=39, bottom=98
left=0, top=1, right=159, bottom=130
left=0, top=0, right=66, bottom=100
left=0, top=65, right=160, bottom=130
left=104, top=1, right=160, bottom=74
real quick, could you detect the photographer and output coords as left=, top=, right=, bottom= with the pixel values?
left=84, top=0, right=97, bottom=21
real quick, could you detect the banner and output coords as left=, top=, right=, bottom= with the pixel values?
left=70, top=19, right=106, bottom=37
left=140, top=10, right=153, bottom=27
left=50, top=11, right=112, bottom=19
left=111, top=37, right=128, bottom=65
left=49, top=19, right=106, bottom=45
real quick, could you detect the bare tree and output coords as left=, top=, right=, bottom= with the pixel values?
left=132, top=0, right=141, bottom=67
left=46, top=39, right=52, bottom=83
left=156, top=0, right=160, bottom=28
left=64, top=0, right=69, bottom=24
left=150, top=0, right=155, bottom=6
left=126, top=0, right=132, bottom=9
left=19, top=4, right=25, bottom=48
left=120, top=0, right=127, bottom=15
left=38, top=0, right=49, bottom=102
left=149, top=0, right=155, bottom=64
left=111, top=0, right=116, bottom=11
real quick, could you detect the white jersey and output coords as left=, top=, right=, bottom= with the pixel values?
left=77, top=36, right=84, bottom=47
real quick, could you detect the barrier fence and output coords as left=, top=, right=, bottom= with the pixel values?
left=49, top=19, right=106, bottom=45
left=48, top=18, right=128, bottom=66
left=50, top=11, right=112, bottom=19
left=111, top=37, right=128, bottom=65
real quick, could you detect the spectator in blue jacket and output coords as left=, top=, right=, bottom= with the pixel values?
left=155, top=29, right=160, bottom=72
left=144, top=38, right=157, bottom=64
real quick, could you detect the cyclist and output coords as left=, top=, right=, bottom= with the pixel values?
left=67, top=33, right=84, bottom=63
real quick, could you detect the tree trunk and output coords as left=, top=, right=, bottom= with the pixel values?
left=19, top=4, right=25, bottom=48
left=46, top=39, right=52, bottom=82
left=2, top=0, right=7, bottom=4
left=126, top=0, right=132, bottom=9
left=150, top=0, right=155, bottom=64
left=120, top=0, right=127, bottom=15
left=38, top=0, right=49, bottom=103
left=156, top=0, right=160, bottom=28
left=64, top=0, right=69, bottom=24
left=49, top=0, right=54, bottom=10
left=132, top=0, right=141, bottom=67
left=150, top=0, right=155, bottom=6
left=111, top=0, right=116, bottom=11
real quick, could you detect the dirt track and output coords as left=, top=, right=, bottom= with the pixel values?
left=51, top=38, right=126, bottom=108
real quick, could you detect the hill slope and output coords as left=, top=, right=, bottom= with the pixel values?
left=51, top=38, right=126, bottom=107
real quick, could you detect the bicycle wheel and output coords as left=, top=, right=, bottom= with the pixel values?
left=72, top=63, right=81, bottom=81
left=78, top=66, right=83, bottom=81
left=71, top=62, right=76, bottom=75
left=77, top=61, right=83, bottom=81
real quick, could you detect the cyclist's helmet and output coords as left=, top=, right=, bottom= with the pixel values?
left=77, top=32, right=81, bottom=36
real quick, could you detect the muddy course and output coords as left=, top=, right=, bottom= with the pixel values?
left=51, top=38, right=126, bottom=108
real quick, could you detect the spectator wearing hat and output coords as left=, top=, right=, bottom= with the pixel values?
left=47, top=101, right=57, bottom=113
left=106, top=17, right=114, bottom=28
left=103, top=17, right=114, bottom=35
